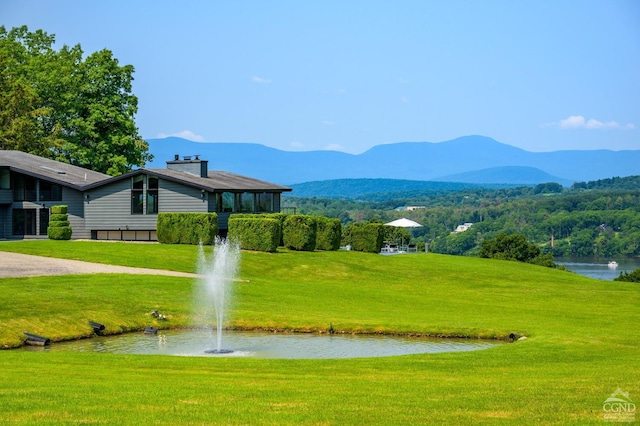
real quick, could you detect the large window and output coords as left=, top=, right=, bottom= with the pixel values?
left=218, top=192, right=235, bottom=212
left=0, top=170, right=9, bottom=189
left=39, top=208, right=50, bottom=235
left=239, top=192, right=255, bottom=213
left=256, top=192, right=274, bottom=212
left=12, top=209, right=36, bottom=235
left=12, top=174, right=37, bottom=201
left=146, top=176, right=158, bottom=214
left=40, top=181, right=63, bottom=201
left=131, top=175, right=144, bottom=214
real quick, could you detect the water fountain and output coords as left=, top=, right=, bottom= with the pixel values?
left=195, top=237, right=240, bottom=354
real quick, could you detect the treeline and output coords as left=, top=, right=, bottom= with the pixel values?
left=283, top=177, right=640, bottom=257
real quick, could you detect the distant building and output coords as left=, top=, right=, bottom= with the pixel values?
left=452, top=223, right=473, bottom=233
left=395, top=205, right=426, bottom=211
left=0, top=151, right=291, bottom=241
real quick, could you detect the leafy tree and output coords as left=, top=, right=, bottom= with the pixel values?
left=534, top=182, right=563, bottom=194
left=479, top=233, right=543, bottom=263
left=382, top=225, right=411, bottom=245
left=614, top=268, right=640, bottom=283
left=0, top=25, right=151, bottom=175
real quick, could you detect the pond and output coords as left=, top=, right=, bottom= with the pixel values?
left=556, top=256, right=640, bottom=280
left=22, top=330, right=504, bottom=359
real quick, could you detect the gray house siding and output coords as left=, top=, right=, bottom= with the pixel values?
left=84, top=177, right=208, bottom=240
left=158, top=180, right=209, bottom=213
left=63, top=188, right=88, bottom=239
left=85, top=179, right=156, bottom=230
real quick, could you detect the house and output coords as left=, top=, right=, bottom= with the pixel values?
left=0, top=151, right=291, bottom=241
left=452, top=223, right=473, bottom=234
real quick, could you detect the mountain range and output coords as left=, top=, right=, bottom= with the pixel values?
left=146, top=135, right=640, bottom=186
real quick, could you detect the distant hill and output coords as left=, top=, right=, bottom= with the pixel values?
left=286, top=179, right=514, bottom=200
left=434, top=166, right=574, bottom=187
left=146, top=135, right=640, bottom=185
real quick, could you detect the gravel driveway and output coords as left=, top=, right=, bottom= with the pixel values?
left=0, top=251, right=197, bottom=278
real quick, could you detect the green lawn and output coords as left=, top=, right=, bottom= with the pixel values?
left=0, top=240, right=638, bottom=424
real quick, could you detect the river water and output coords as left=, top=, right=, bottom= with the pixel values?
left=555, top=256, right=640, bottom=280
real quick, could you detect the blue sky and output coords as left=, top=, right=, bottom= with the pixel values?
left=2, top=0, right=639, bottom=153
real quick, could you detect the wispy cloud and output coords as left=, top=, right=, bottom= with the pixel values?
left=156, top=130, right=205, bottom=142
left=401, top=96, right=410, bottom=104
left=289, top=141, right=305, bottom=149
left=322, top=120, right=336, bottom=126
left=544, top=115, right=635, bottom=130
left=251, top=75, right=272, bottom=84
left=324, top=143, right=345, bottom=151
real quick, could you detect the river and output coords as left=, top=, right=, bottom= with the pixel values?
left=555, top=256, right=640, bottom=280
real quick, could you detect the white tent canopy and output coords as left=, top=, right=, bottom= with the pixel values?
left=384, top=218, right=423, bottom=228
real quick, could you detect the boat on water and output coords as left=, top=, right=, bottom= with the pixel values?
left=608, top=260, right=618, bottom=268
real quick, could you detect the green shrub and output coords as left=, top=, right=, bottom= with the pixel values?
left=382, top=225, right=411, bottom=246
left=614, top=268, right=640, bottom=283
left=283, top=215, right=317, bottom=251
left=478, top=233, right=558, bottom=268
left=228, top=217, right=280, bottom=252
left=48, top=220, right=71, bottom=228
left=47, top=205, right=72, bottom=240
left=47, top=226, right=72, bottom=240
left=232, top=213, right=287, bottom=246
left=50, top=205, right=68, bottom=214
left=156, top=212, right=218, bottom=245
left=315, top=217, right=342, bottom=251
left=349, top=222, right=384, bottom=253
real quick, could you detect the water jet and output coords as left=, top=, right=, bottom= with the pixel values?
left=195, top=237, right=240, bottom=354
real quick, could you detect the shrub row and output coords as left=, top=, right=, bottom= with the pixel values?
left=314, top=216, right=342, bottom=251
left=156, top=212, right=218, bottom=245
left=48, top=205, right=72, bottom=240
left=283, top=215, right=317, bottom=251
left=228, top=217, right=280, bottom=252
left=228, top=214, right=342, bottom=252
left=347, top=222, right=385, bottom=253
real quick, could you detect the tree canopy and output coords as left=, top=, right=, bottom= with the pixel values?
left=0, top=25, right=151, bottom=175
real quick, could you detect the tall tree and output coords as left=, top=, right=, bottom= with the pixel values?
left=0, top=25, right=151, bottom=175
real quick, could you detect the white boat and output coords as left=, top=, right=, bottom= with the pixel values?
left=608, top=261, right=618, bottom=268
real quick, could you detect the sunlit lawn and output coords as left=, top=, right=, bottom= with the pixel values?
left=0, top=241, right=638, bottom=424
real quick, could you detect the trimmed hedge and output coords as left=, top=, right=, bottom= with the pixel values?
left=47, top=226, right=72, bottom=240
left=315, top=217, right=342, bottom=251
left=232, top=213, right=286, bottom=246
left=50, top=205, right=68, bottom=214
left=283, top=215, right=317, bottom=251
left=350, top=222, right=384, bottom=253
left=47, top=204, right=72, bottom=240
left=228, top=217, right=280, bottom=253
left=156, top=212, right=218, bottom=245
left=48, top=220, right=71, bottom=228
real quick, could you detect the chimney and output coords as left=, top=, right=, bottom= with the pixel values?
left=166, top=155, right=208, bottom=178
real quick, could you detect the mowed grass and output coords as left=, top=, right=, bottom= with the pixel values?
left=0, top=240, right=638, bottom=424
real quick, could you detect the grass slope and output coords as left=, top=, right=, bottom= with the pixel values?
left=0, top=241, right=638, bottom=424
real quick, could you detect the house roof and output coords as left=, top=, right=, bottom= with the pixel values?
left=0, top=150, right=110, bottom=189
left=0, top=150, right=292, bottom=193
left=84, top=168, right=292, bottom=192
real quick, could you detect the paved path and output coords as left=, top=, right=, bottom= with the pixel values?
left=0, top=251, right=198, bottom=278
